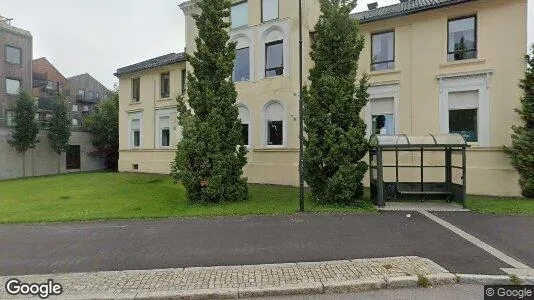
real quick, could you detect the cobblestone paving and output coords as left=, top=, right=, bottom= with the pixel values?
left=0, top=256, right=449, bottom=299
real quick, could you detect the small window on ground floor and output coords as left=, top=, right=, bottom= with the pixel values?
left=265, top=102, right=284, bottom=146
left=238, top=105, right=251, bottom=146
left=370, top=97, right=395, bottom=135
left=66, top=145, right=81, bottom=170
left=448, top=90, right=479, bottom=143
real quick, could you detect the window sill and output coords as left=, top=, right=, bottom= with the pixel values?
left=230, top=25, right=248, bottom=31
left=263, top=74, right=285, bottom=80
left=158, top=97, right=172, bottom=101
left=369, top=69, right=401, bottom=76
left=253, top=147, right=298, bottom=152
left=130, top=101, right=142, bottom=105
left=6, top=61, right=22, bottom=66
left=440, top=58, right=486, bottom=69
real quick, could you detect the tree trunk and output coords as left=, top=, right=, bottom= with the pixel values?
left=22, top=151, right=26, bottom=178
left=58, top=153, right=61, bottom=174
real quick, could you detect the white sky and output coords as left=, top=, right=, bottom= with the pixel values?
left=1, top=0, right=533, bottom=89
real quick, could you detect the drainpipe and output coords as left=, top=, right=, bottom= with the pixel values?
left=298, top=0, right=304, bottom=212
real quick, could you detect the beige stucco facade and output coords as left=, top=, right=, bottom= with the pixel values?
left=117, top=0, right=528, bottom=197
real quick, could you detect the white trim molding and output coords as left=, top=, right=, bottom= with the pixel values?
left=437, top=70, right=494, bottom=147
left=258, top=20, right=290, bottom=80
left=261, top=100, right=287, bottom=148
left=365, top=83, right=400, bottom=138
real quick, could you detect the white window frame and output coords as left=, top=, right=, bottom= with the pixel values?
left=72, top=105, right=78, bottom=112
left=6, top=78, right=21, bottom=95
left=262, top=0, right=279, bottom=22
left=262, top=100, right=286, bottom=148
left=72, top=119, right=79, bottom=126
left=259, top=22, right=290, bottom=80
left=6, top=45, right=22, bottom=65
left=438, top=72, right=492, bottom=147
left=230, top=31, right=255, bottom=82
left=155, top=108, right=177, bottom=149
left=365, top=83, right=400, bottom=138
left=238, top=104, right=252, bottom=148
left=129, top=112, right=142, bottom=149
left=230, top=1, right=248, bottom=29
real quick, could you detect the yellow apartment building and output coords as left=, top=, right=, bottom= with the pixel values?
left=115, top=0, right=528, bottom=197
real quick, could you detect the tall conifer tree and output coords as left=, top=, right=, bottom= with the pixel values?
left=172, top=0, right=248, bottom=203
left=303, top=0, right=369, bottom=205
left=506, top=45, right=534, bottom=198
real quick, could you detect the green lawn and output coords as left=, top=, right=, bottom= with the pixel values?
left=0, top=172, right=376, bottom=224
left=466, top=195, right=534, bottom=216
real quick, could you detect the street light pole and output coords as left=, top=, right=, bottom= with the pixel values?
left=298, top=0, right=305, bottom=212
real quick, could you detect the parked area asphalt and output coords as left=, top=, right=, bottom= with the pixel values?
left=434, top=212, right=534, bottom=268
left=0, top=211, right=523, bottom=276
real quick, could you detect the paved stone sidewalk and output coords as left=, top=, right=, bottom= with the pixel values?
left=0, top=256, right=453, bottom=299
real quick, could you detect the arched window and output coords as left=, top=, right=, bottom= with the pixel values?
left=264, top=101, right=284, bottom=146
left=264, top=28, right=284, bottom=77
left=238, top=105, right=251, bottom=147
left=232, top=36, right=250, bottom=82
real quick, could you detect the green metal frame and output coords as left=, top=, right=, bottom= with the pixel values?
left=369, top=134, right=470, bottom=208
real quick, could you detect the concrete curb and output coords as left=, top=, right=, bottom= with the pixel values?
left=238, top=283, right=323, bottom=298
left=323, top=278, right=386, bottom=294
left=37, top=273, right=534, bottom=300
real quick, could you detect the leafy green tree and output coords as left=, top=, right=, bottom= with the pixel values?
left=302, top=0, right=369, bottom=205
left=47, top=94, right=71, bottom=173
left=506, top=45, right=534, bottom=198
left=8, top=90, right=40, bottom=177
left=171, top=0, right=248, bottom=204
left=84, top=91, right=119, bottom=170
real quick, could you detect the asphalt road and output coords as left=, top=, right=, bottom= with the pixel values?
left=0, top=211, right=517, bottom=276
left=434, top=212, right=534, bottom=267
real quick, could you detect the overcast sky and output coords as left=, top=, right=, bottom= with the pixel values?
left=1, top=0, right=532, bottom=89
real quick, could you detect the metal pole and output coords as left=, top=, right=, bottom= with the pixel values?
left=298, top=0, right=305, bottom=212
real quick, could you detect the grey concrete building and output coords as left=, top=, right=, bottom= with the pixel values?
left=67, top=73, right=110, bottom=127
left=0, top=16, right=106, bottom=180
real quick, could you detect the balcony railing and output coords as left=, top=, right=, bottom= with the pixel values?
left=76, top=94, right=99, bottom=103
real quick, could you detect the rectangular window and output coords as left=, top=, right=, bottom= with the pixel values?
left=46, top=80, right=55, bottom=91
left=181, top=69, right=187, bottom=94
left=267, top=120, right=283, bottom=145
left=241, top=123, right=249, bottom=146
left=66, top=145, right=81, bottom=170
left=132, top=78, right=140, bottom=102
left=371, top=31, right=395, bottom=71
left=159, top=116, right=171, bottom=147
left=233, top=47, right=250, bottom=82
left=448, top=90, right=479, bottom=142
left=87, top=91, right=94, bottom=100
left=262, top=0, right=278, bottom=22
left=161, top=73, right=170, bottom=98
left=6, top=78, right=21, bottom=95
left=370, top=97, right=395, bottom=135
left=77, top=89, right=85, bottom=100
left=72, top=118, right=78, bottom=126
left=95, top=92, right=100, bottom=100
left=83, top=105, right=89, bottom=112
left=131, top=119, right=141, bottom=148
left=72, top=105, right=78, bottom=112
left=265, top=40, right=283, bottom=77
left=448, top=16, right=477, bottom=61
left=6, top=46, right=22, bottom=64
left=231, top=1, right=248, bottom=29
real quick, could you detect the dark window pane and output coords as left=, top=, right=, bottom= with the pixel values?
left=449, top=109, right=478, bottom=142
left=181, top=70, right=187, bottom=94
left=371, top=31, right=394, bottom=70
left=267, top=120, right=283, bottom=145
left=6, top=46, right=21, bottom=64
left=266, top=41, right=283, bottom=77
left=448, top=17, right=476, bottom=61
left=161, top=129, right=170, bottom=147
left=133, top=130, right=140, bottom=147
left=241, top=123, right=249, bottom=145
left=372, top=114, right=394, bottom=135
left=233, top=47, right=250, bottom=82
left=66, top=145, right=81, bottom=170
left=132, top=78, right=140, bottom=101
left=161, top=73, right=170, bottom=98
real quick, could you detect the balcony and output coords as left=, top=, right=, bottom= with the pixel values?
left=76, top=94, right=99, bottom=104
